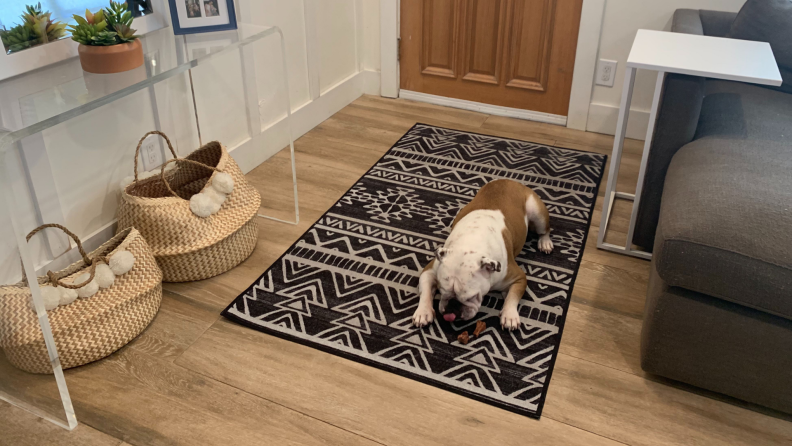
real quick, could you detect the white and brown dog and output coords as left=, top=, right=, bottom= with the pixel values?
left=411, top=179, right=553, bottom=330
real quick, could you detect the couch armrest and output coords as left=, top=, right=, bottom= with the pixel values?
left=631, top=9, right=708, bottom=250
left=672, top=9, right=704, bottom=35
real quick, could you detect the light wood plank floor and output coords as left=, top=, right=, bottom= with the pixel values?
left=4, top=96, right=792, bottom=446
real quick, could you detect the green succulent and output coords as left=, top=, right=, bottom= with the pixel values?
left=104, top=1, right=134, bottom=31
left=0, top=23, right=35, bottom=53
left=68, top=1, right=137, bottom=46
left=0, top=3, right=67, bottom=53
left=91, top=30, right=118, bottom=46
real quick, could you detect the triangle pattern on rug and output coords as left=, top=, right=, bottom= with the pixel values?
left=332, top=312, right=372, bottom=334
left=454, top=347, right=501, bottom=373
left=391, top=328, right=433, bottom=353
left=275, top=296, right=312, bottom=317
left=332, top=272, right=374, bottom=297
left=276, top=278, right=328, bottom=308
left=375, top=344, right=432, bottom=372
left=331, top=293, right=387, bottom=325
left=282, top=258, right=321, bottom=283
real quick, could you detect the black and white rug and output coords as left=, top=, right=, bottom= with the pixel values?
left=223, top=124, right=606, bottom=418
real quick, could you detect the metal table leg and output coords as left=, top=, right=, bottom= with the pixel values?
left=596, top=68, right=665, bottom=260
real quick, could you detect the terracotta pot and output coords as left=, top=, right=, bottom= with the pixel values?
left=78, top=39, right=144, bottom=74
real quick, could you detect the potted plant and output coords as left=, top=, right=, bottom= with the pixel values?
left=68, top=1, right=143, bottom=74
left=0, top=3, right=67, bottom=54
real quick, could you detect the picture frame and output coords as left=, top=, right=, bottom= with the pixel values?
left=166, top=0, right=237, bottom=35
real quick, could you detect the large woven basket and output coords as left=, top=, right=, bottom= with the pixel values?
left=117, top=131, right=260, bottom=282
left=0, top=226, right=162, bottom=374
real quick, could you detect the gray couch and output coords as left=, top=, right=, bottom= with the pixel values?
left=635, top=9, right=792, bottom=413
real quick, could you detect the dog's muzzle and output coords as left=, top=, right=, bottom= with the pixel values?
left=442, top=299, right=463, bottom=322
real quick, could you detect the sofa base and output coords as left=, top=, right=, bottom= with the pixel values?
left=642, top=263, right=792, bottom=414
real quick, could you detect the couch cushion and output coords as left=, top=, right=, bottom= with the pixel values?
left=728, top=0, right=792, bottom=94
left=655, top=138, right=792, bottom=320
left=696, top=80, right=792, bottom=142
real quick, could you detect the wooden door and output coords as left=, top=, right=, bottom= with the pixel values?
left=399, top=0, right=583, bottom=116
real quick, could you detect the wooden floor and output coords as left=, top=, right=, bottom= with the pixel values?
left=4, top=96, right=792, bottom=446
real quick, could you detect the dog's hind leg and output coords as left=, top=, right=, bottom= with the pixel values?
left=526, top=193, right=553, bottom=254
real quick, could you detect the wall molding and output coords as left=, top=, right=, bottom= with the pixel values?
left=31, top=68, right=381, bottom=278
left=585, top=102, right=649, bottom=140
left=379, top=0, right=399, bottom=98
left=400, top=89, right=568, bottom=126
left=567, top=0, right=606, bottom=131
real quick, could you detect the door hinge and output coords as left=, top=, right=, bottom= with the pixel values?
left=397, top=37, right=401, bottom=62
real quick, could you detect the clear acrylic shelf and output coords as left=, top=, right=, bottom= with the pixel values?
left=0, top=22, right=298, bottom=429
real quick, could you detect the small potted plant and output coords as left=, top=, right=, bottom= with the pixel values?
left=68, top=1, right=143, bottom=74
left=0, top=3, right=67, bottom=54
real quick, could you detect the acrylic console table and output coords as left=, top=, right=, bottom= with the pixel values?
left=0, top=23, right=297, bottom=429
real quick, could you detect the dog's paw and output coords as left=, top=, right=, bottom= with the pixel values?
left=412, top=305, right=435, bottom=327
left=538, top=234, right=554, bottom=254
left=500, top=306, right=521, bottom=331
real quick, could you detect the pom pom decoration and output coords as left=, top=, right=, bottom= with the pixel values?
left=94, top=263, right=115, bottom=289
left=59, top=287, right=78, bottom=306
left=203, top=186, right=227, bottom=207
left=211, top=172, right=234, bottom=194
left=189, top=193, right=216, bottom=218
left=108, top=250, right=135, bottom=276
left=30, top=286, right=62, bottom=312
left=73, top=272, right=99, bottom=299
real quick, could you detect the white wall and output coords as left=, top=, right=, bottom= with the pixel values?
left=0, top=0, right=382, bottom=285
left=585, top=0, right=745, bottom=138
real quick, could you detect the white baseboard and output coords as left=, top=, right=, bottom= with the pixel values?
left=399, top=90, right=568, bottom=126
left=586, top=102, right=650, bottom=140
left=27, top=69, right=380, bottom=278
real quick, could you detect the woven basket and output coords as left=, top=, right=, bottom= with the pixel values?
left=0, top=225, right=162, bottom=374
left=117, top=131, right=260, bottom=282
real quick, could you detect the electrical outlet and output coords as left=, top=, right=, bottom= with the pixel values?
left=596, top=59, right=618, bottom=87
left=139, top=135, right=163, bottom=172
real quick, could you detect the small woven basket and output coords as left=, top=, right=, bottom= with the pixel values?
left=0, top=225, right=163, bottom=374
left=117, top=132, right=260, bottom=282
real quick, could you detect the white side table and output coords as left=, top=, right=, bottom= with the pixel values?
left=597, top=29, right=783, bottom=259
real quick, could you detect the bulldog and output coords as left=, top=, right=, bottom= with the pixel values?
left=411, top=179, right=553, bottom=330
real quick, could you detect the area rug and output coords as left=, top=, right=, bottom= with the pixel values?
left=222, top=123, right=606, bottom=418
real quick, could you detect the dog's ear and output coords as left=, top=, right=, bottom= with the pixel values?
left=435, top=246, right=449, bottom=262
left=480, top=257, right=501, bottom=273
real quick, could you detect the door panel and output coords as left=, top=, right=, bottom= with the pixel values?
left=460, top=0, right=506, bottom=85
left=421, top=0, right=459, bottom=78
left=505, top=0, right=556, bottom=91
left=400, top=0, right=583, bottom=116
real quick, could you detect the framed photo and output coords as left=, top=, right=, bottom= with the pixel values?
left=167, top=0, right=237, bottom=34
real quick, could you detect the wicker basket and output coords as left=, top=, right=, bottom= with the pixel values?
left=0, top=225, right=162, bottom=374
left=117, top=131, right=260, bottom=282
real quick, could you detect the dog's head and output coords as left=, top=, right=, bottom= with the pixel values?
left=433, top=246, right=500, bottom=322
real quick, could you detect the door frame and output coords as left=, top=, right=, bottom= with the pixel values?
left=379, top=0, right=606, bottom=131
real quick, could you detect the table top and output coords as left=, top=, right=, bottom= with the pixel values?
left=0, top=23, right=275, bottom=151
left=627, top=29, right=783, bottom=86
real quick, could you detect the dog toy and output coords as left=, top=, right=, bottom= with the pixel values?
left=457, top=320, right=487, bottom=345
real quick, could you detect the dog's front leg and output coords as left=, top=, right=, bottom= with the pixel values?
left=412, top=261, right=436, bottom=327
left=500, top=273, right=527, bottom=330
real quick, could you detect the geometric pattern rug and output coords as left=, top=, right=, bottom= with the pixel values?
left=222, top=123, right=606, bottom=418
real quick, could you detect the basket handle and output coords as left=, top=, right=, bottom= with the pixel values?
left=158, top=157, right=222, bottom=201
left=133, top=131, right=179, bottom=182
left=21, top=224, right=102, bottom=290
